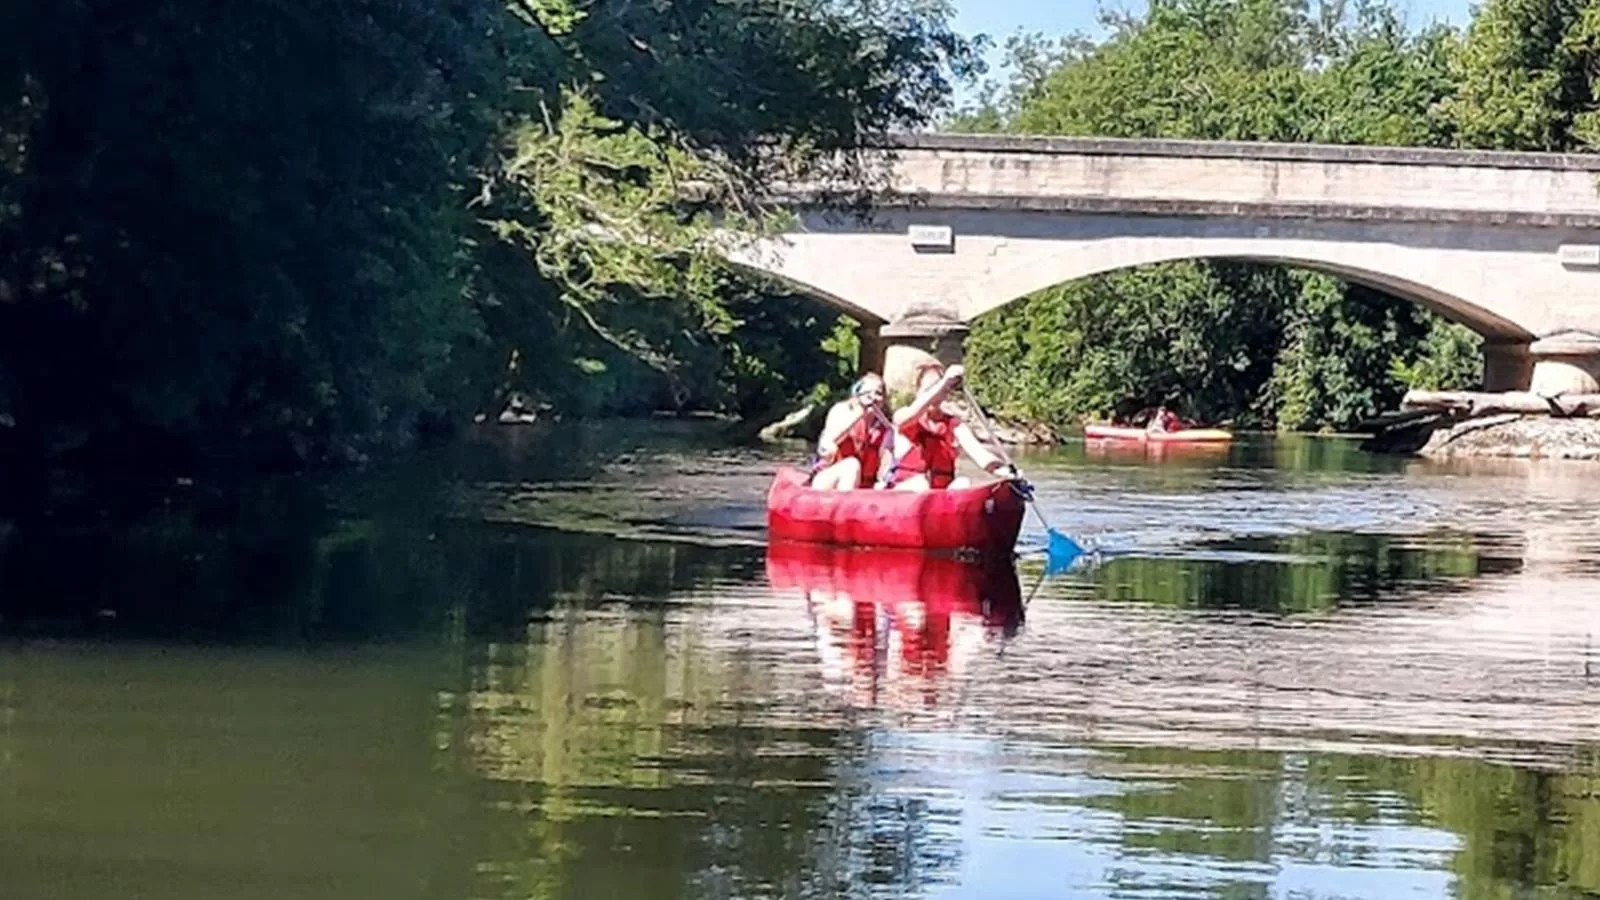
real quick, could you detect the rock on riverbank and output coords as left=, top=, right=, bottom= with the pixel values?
left=1417, top=415, right=1600, bottom=460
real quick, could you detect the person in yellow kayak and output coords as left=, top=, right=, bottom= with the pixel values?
left=1147, top=404, right=1181, bottom=434
left=809, top=373, right=894, bottom=491
left=884, top=361, right=1017, bottom=491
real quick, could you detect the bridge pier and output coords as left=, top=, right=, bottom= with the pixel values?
left=856, top=322, right=886, bottom=377
left=873, top=313, right=969, bottom=398
left=1483, top=344, right=1532, bottom=393
left=1528, top=332, right=1600, bottom=395
left=1465, top=336, right=1600, bottom=394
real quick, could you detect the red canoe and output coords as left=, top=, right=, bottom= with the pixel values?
left=1084, top=424, right=1234, bottom=443
left=766, top=466, right=1025, bottom=554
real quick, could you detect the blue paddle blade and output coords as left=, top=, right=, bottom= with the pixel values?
left=1046, top=528, right=1085, bottom=566
left=1036, top=531, right=1088, bottom=573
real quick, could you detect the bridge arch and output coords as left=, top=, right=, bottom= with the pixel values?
left=721, top=223, right=1549, bottom=392
left=728, top=237, right=1536, bottom=342
left=960, top=236, right=1536, bottom=344
left=722, top=205, right=1554, bottom=345
left=722, top=260, right=887, bottom=327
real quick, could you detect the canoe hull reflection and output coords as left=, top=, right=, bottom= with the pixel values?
left=765, top=541, right=1023, bottom=629
left=766, top=543, right=1023, bottom=704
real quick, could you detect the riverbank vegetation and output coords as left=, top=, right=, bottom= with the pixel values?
left=954, top=0, right=1600, bottom=432
left=0, top=0, right=974, bottom=470
left=6, top=0, right=1600, bottom=473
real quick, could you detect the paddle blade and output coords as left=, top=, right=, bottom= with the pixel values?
left=1046, top=528, right=1085, bottom=566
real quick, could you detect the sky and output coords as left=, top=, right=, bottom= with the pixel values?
left=949, top=0, right=1478, bottom=101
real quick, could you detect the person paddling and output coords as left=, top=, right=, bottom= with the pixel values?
left=1147, top=404, right=1181, bottom=434
left=885, top=361, right=1017, bottom=491
left=809, top=373, right=893, bottom=491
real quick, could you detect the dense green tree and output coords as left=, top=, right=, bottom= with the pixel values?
left=956, top=0, right=1485, bottom=432
left=1007, top=0, right=1315, bottom=141
left=965, top=261, right=1293, bottom=428
left=0, top=0, right=978, bottom=469
left=472, top=0, right=979, bottom=415
left=1442, top=0, right=1600, bottom=151
left=1, top=0, right=501, bottom=464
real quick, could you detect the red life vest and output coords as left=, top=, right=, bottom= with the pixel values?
left=891, top=413, right=961, bottom=489
left=835, top=412, right=887, bottom=488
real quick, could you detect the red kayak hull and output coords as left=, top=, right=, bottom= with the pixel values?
left=766, top=467, right=1024, bottom=554
left=1084, top=424, right=1234, bottom=443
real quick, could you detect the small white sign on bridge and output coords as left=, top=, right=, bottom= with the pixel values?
left=908, top=224, right=955, bottom=250
left=1558, top=244, right=1600, bottom=268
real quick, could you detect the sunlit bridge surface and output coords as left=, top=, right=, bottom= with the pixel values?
left=1, top=428, right=1598, bottom=899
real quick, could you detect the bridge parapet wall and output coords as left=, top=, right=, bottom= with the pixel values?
left=863, top=135, right=1600, bottom=227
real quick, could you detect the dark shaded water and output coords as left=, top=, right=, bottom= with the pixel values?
left=2, top=424, right=1598, bottom=899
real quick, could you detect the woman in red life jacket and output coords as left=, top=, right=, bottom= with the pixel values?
left=884, top=361, right=1017, bottom=492
left=1147, top=404, right=1181, bottom=434
left=809, top=373, right=893, bottom=491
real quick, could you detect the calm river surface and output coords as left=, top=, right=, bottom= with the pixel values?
left=2, top=424, right=1598, bottom=899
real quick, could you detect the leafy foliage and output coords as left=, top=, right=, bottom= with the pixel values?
left=966, top=262, right=1291, bottom=428
left=0, top=0, right=978, bottom=468
left=957, top=0, right=1494, bottom=432
left=1442, top=0, right=1600, bottom=151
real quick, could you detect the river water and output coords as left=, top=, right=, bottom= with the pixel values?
left=2, top=424, right=1598, bottom=899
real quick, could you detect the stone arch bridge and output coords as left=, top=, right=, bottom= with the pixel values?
left=722, top=134, right=1600, bottom=395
